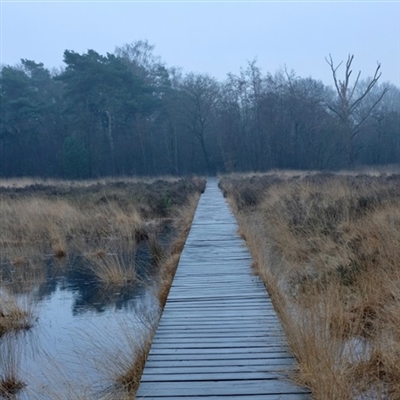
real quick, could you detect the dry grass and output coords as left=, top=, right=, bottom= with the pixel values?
left=220, top=172, right=400, bottom=400
left=0, top=177, right=205, bottom=397
left=82, top=240, right=137, bottom=287
left=0, top=177, right=204, bottom=275
left=111, top=336, right=153, bottom=398
left=0, top=334, right=26, bottom=398
left=0, top=197, right=143, bottom=260
left=60, top=315, right=159, bottom=400
left=0, top=291, right=33, bottom=337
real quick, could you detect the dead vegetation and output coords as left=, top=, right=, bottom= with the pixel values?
left=0, top=291, right=33, bottom=338
left=0, top=177, right=205, bottom=397
left=220, top=171, right=400, bottom=400
left=0, top=335, right=26, bottom=398
left=82, top=239, right=138, bottom=287
left=0, top=178, right=204, bottom=284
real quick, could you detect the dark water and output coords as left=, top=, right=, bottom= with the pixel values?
left=0, top=244, right=161, bottom=399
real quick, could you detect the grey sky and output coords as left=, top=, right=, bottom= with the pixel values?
left=1, top=1, right=399, bottom=87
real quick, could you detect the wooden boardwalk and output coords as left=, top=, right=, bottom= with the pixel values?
left=136, top=179, right=309, bottom=399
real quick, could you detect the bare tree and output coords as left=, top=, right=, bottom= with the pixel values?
left=326, top=54, right=389, bottom=166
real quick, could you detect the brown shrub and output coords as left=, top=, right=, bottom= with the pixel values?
left=220, top=171, right=400, bottom=400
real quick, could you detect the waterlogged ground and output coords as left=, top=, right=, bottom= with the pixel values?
left=1, top=251, right=160, bottom=399
left=0, top=178, right=204, bottom=398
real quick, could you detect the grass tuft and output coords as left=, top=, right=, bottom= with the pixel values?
left=0, top=335, right=26, bottom=398
left=0, top=292, right=33, bottom=336
left=114, top=339, right=152, bottom=395
left=82, top=241, right=137, bottom=287
left=0, top=377, right=25, bottom=398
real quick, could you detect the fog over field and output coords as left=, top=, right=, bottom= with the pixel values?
left=1, top=1, right=399, bottom=86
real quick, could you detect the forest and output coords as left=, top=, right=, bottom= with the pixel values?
left=1, top=40, right=399, bottom=178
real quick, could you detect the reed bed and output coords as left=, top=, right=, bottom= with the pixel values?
left=0, top=177, right=205, bottom=398
left=0, top=178, right=204, bottom=281
left=220, top=171, right=400, bottom=400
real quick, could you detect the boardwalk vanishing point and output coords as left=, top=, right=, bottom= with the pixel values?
left=137, top=179, right=310, bottom=399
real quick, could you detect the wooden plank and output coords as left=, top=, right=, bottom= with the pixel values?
left=155, top=319, right=281, bottom=326
left=140, top=371, right=286, bottom=382
left=162, top=308, right=275, bottom=312
left=154, top=333, right=284, bottom=339
left=138, top=380, right=308, bottom=396
left=149, top=344, right=288, bottom=351
left=166, top=293, right=268, bottom=298
left=151, top=337, right=284, bottom=344
left=154, top=330, right=283, bottom=337
left=144, top=358, right=295, bottom=368
left=141, top=364, right=295, bottom=374
left=155, top=324, right=283, bottom=330
left=135, top=395, right=308, bottom=400
left=163, top=300, right=274, bottom=305
left=156, top=316, right=280, bottom=322
left=159, top=312, right=278, bottom=318
left=148, top=347, right=290, bottom=355
left=144, top=353, right=293, bottom=361
left=152, top=332, right=284, bottom=339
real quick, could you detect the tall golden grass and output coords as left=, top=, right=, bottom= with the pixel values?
left=220, top=172, right=400, bottom=399
left=0, top=178, right=204, bottom=283
left=0, top=198, right=142, bottom=257
left=0, top=177, right=205, bottom=398
left=0, top=177, right=205, bottom=397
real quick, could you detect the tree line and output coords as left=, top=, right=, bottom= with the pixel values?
left=1, top=40, right=399, bottom=178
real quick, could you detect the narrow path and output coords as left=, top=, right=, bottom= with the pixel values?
left=137, top=179, right=309, bottom=399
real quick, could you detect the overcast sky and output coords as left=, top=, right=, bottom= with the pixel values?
left=1, top=1, right=399, bottom=87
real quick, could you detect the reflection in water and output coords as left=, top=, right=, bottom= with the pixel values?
left=2, top=238, right=161, bottom=315
left=21, top=288, right=158, bottom=399
left=36, top=262, right=144, bottom=316
left=0, top=234, right=164, bottom=398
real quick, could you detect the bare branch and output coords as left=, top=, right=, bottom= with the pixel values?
left=348, top=70, right=361, bottom=103
left=326, top=54, right=388, bottom=166
left=327, top=104, right=345, bottom=121
left=351, top=87, right=389, bottom=135
left=344, top=54, right=354, bottom=94
left=325, top=54, right=343, bottom=98
left=349, top=64, right=382, bottom=114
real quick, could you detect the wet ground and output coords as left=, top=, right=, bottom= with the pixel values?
left=0, top=245, right=161, bottom=399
